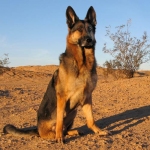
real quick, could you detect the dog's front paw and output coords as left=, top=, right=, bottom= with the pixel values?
left=91, top=125, right=111, bottom=136
left=55, top=137, right=65, bottom=143
left=55, top=134, right=65, bottom=143
left=97, top=129, right=111, bottom=136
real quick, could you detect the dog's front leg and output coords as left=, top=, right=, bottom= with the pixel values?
left=55, top=94, right=66, bottom=143
left=82, top=96, right=109, bottom=136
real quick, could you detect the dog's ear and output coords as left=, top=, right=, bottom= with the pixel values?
left=85, top=6, right=97, bottom=26
left=66, top=6, right=79, bottom=28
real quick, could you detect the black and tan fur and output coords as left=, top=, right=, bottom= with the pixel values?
left=3, top=6, right=109, bottom=143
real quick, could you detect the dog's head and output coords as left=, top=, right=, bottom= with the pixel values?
left=66, top=6, right=97, bottom=48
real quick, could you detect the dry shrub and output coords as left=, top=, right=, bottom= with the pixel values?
left=103, top=20, right=150, bottom=78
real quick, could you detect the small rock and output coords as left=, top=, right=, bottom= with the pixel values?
left=7, top=139, right=11, bottom=144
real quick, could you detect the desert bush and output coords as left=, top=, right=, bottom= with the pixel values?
left=0, top=54, right=10, bottom=74
left=0, top=53, right=9, bottom=67
left=103, top=60, right=134, bottom=79
left=103, top=19, right=150, bottom=78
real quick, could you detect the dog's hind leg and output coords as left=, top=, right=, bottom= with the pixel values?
left=38, top=120, right=56, bottom=139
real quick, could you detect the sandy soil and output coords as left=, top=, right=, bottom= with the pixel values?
left=0, top=65, right=150, bottom=150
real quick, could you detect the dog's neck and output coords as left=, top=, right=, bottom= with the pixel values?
left=66, top=42, right=96, bottom=71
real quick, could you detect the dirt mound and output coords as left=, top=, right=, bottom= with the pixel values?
left=0, top=65, right=150, bottom=149
left=0, top=65, right=58, bottom=82
left=15, top=65, right=58, bottom=74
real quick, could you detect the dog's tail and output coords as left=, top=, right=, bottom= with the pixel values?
left=3, top=124, right=38, bottom=136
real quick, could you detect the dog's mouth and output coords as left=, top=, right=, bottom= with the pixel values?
left=82, top=46, right=93, bottom=49
left=80, top=42, right=94, bottom=49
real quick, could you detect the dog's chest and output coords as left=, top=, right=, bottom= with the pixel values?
left=67, top=68, right=97, bottom=108
left=76, top=69, right=96, bottom=91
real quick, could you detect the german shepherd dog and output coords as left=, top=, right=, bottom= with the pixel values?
left=3, top=6, right=109, bottom=143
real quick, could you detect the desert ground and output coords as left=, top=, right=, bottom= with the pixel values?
left=0, top=65, right=150, bottom=150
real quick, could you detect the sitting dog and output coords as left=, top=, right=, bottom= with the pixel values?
left=3, top=6, right=109, bottom=143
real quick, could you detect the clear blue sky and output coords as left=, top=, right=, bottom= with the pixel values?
left=0, top=0, right=150, bottom=70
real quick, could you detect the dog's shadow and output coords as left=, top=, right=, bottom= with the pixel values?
left=66, top=105, right=150, bottom=142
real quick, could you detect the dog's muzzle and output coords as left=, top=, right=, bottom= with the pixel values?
left=79, top=36, right=95, bottom=48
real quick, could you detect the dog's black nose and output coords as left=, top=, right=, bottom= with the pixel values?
left=86, top=38, right=92, bottom=43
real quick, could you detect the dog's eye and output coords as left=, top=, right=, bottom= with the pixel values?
left=77, top=27, right=83, bottom=32
left=88, top=26, right=93, bottom=32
